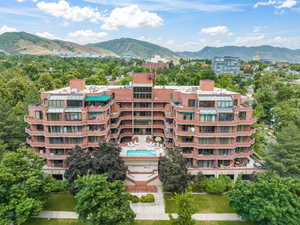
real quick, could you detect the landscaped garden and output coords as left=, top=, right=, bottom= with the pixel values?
left=164, top=193, right=235, bottom=213
left=24, top=218, right=257, bottom=225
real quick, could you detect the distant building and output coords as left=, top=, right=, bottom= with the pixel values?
left=142, top=62, right=169, bottom=72
left=259, top=59, right=273, bottom=65
left=212, top=56, right=241, bottom=75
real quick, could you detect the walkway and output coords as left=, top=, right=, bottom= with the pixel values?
left=35, top=211, right=242, bottom=221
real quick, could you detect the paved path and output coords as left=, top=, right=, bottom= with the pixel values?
left=35, top=211, right=242, bottom=221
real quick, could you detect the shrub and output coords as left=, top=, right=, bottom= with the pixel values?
left=49, top=178, right=68, bottom=192
left=204, top=175, right=233, bottom=194
left=140, top=194, right=155, bottom=203
left=126, top=193, right=139, bottom=203
left=191, top=173, right=207, bottom=193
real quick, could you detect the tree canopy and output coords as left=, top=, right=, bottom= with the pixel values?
left=159, top=149, right=192, bottom=193
left=75, top=174, right=135, bottom=225
left=228, top=172, right=300, bottom=225
left=0, top=148, right=55, bottom=225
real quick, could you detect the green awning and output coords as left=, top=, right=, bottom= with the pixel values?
left=85, top=94, right=112, bottom=102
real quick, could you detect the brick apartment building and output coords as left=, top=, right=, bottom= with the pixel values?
left=26, top=73, right=260, bottom=180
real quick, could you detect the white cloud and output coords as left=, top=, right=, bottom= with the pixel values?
left=254, top=0, right=297, bottom=9
left=36, top=0, right=103, bottom=23
left=253, top=25, right=267, bottom=33
left=35, top=32, right=60, bottom=40
left=68, top=30, right=108, bottom=44
left=0, top=25, right=17, bottom=34
left=84, top=0, right=242, bottom=12
left=201, top=26, right=231, bottom=36
left=101, top=5, right=163, bottom=30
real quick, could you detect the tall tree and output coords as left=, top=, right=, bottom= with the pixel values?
left=75, top=174, right=135, bottom=225
left=0, top=148, right=54, bottom=225
left=264, top=122, right=300, bottom=178
left=229, top=172, right=300, bottom=225
left=169, top=192, right=196, bottom=225
left=159, top=149, right=192, bottom=193
left=92, top=142, right=127, bottom=182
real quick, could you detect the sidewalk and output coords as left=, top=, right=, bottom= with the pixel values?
left=35, top=211, right=242, bottom=221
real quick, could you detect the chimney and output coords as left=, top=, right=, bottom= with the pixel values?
left=200, top=80, right=214, bottom=91
left=69, top=80, right=86, bottom=91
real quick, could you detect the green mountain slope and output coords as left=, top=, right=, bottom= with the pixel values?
left=0, top=32, right=116, bottom=56
left=87, top=38, right=178, bottom=59
left=178, top=45, right=300, bottom=62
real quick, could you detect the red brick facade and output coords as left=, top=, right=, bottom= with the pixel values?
left=26, top=73, right=258, bottom=177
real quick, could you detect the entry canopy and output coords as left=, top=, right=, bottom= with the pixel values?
left=85, top=94, right=112, bottom=102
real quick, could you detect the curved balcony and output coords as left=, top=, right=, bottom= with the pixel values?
left=25, top=128, right=44, bottom=136
left=25, top=117, right=43, bottom=124
left=26, top=138, right=45, bottom=147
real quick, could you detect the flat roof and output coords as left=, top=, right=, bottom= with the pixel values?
left=44, top=85, right=239, bottom=96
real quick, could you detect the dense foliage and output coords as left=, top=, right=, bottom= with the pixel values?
left=159, top=149, right=192, bottom=193
left=75, top=174, right=135, bottom=225
left=0, top=148, right=55, bottom=225
left=65, top=142, right=127, bottom=194
left=228, top=172, right=300, bottom=225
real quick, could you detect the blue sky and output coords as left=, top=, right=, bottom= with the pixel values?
left=0, top=0, right=300, bottom=51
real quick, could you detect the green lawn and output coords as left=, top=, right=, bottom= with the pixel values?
left=25, top=219, right=256, bottom=225
left=44, top=192, right=76, bottom=211
left=164, top=193, right=235, bottom=213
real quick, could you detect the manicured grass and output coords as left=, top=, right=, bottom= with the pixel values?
left=25, top=219, right=256, bottom=225
left=44, top=192, right=76, bottom=211
left=164, top=193, right=235, bottom=213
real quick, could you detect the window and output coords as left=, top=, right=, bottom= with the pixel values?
left=235, top=147, right=245, bottom=153
left=64, top=126, right=82, bottom=133
left=198, top=160, right=214, bottom=168
left=51, top=149, right=64, bottom=155
left=47, top=113, right=61, bottom=121
left=219, top=138, right=232, bottom=144
left=188, top=99, right=196, bottom=107
left=53, top=160, right=63, bottom=168
left=200, top=114, right=216, bottom=122
left=134, top=102, right=151, bottom=108
left=237, top=125, right=247, bottom=131
left=217, top=100, right=233, bottom=108
left=219, top=126, right=231, bottom=133
left=219, top=113, right=234, bottom=121
left=48, top=100, right=64, bottom=108
left=67, top=100, right=83, bottom=108
left=219, top=149, right=229, bottom=155
left=133, top=87, right=152, bottom=99
left=36, top=125, right=44, bottom=131
left=182, top=136, right=193, bottom=143
left=88, top=136, right=100, bottom=143
left=48, top=126, right=61, bottom=133
left=199, top=149, right=214, bottom=155
left=134, top=111, right=151, bottom=116
left=88, top=125, right=102, bottom=131
left=182, top=147, right=193, bottom=154
left=134, top=120, right=152, bottom=125
left=65, top=112, right=82, bottom=121
left=49, top=137, right=64, bottom=144
left=182, top=112, right=194, bottom=120
left=88, top=112, right=102, bottom=120
left=67, top=138, right=83, bottom=144
left=182, top=125, right=194, bottom=132
left=36, top=136, right=45, bottom=142
left=199, top=138, right=214, bottom=144
left=239, top=111, right=247, bottom=120
left=35, top=111, right=43, bottom=120
left=200, top=126, right=215, bottom=133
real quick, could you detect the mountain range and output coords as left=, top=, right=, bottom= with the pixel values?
left=1, top=31, right=300, bottom=62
